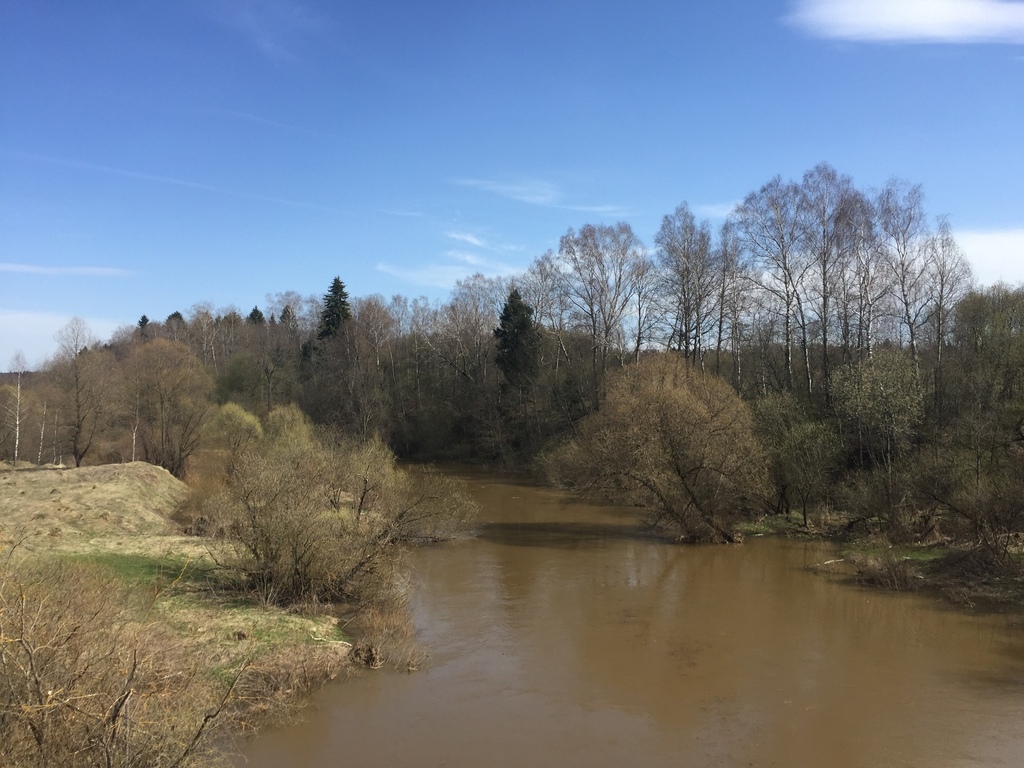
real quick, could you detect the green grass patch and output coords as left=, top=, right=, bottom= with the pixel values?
left=69, top=551, right=215, bottom=589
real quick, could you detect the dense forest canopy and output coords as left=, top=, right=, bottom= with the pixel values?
left=3, top=163, right=1023, bottom=561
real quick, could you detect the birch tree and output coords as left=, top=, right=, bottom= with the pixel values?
left=556, top=222, right=645, bottom=407
left=737, top=177, right=810, bottom=393
left=655, top=203, right=720, bottom=366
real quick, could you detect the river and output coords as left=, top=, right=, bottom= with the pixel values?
left=236, top=469, right=1024, bottom=767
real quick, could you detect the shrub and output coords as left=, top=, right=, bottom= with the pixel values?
left=545, top=354, right=767, bottom=543
left=0, top=555, right=234, bottom=768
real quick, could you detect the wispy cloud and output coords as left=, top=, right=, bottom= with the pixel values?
left=380, top=209, right=428, bottom=218
left=454, top=177, right=627, bottom=216
left=208, top=0, right=321, bottom=60
left=0, top=263, right=133, bottom=277
left=787, top=0, right=1024, bottom=43
left=957, top=227, right=1024, bottom=286
left=377, top=252, right=520, bottom=290
left=15, top=152, right=333, bottom=211
left=455, top=178, right=562, bottom=206
left=446, top=250, right=487, bottom=266
left=204, top=107, right=320, bottom=135
left=446, top=231, right=487, bottom=247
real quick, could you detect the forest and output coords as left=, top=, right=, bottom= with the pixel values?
left=3, top=162, right=1024, bottom=571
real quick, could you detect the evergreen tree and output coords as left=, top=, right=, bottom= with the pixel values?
left=494, top=289, right=540, bottom=389
left=317, top=277, right=352, bottom=340
left=247, top=305, right=266, bottom=325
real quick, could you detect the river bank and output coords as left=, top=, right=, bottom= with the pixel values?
left=0, top=461, right=360, bottom=766
left=738, top=510, right=1024, bottom=610
left=237, top=469, right=1024, bottom=768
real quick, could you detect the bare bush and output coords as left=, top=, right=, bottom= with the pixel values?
left=213, top=407, right=477, bottom=606
left=851, top=553, right=920, bottom=591
left=0, top=554, right=235, bottom=768
left=544, top=354, right=767, bottom=543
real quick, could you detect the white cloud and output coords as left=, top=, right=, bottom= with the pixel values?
left=376, top=252, right=520, bottom=290
left=454, top=177, right=628, bottom=217
left=380, top=209, right=427, bottom=218
left=205, top=107, right=320, bottom=135
left=0, top=263, right=133, bottom=277
left=0, top=311, right=120, bottom=371
left=454, top=178, right=562, bottom=206
left=957, top=228, right=1024, bottom=286
left=446, top=231, right=487, bottom=247
left=787, top=0, right=1024, bottom=43
left=447, top=250, right=486, bottom=266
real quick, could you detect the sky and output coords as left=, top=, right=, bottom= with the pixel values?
left=1, top=0, right=1022, bottom=369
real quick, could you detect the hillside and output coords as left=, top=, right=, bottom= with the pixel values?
left=0, top=461, right=195, bottom=555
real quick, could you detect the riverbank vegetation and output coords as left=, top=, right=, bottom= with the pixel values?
left=1, top=427, right=475, bottom=765
left=3, top=161, right=1024, bottom=759
left=543, top=355, right=767, bottom=543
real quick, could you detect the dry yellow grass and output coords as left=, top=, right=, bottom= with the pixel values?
left=0, top=460, right=352, bottom=744
left=0, top=460, right=212, bottom=559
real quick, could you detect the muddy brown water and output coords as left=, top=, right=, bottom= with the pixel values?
left=236, top=470, right=1024, bottom=767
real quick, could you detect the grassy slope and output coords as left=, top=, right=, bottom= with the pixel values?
left=0, top=461, right=351, bottom=729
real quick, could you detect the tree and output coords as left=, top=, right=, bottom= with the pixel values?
left=50, top=318, right=109, bottom=467
left=655, top=203, right=720, bottom=365
left=317, top=277, right=352, bottom=341
left=127, top=339, right=212, bottom=477
left=0, top=556, right=232, bottom=768
left=713, top=218, right=749, bottom=386
left=494, top=289, right=541, bottom=390
left=737, top=177, right=811, bottom=393
left=831, top=349, right=923, bottom=470
left=216, top=413, right=476, bottom=605
left=799, top=163, right=862, bottom=394
left=3, top=352, right=26, bottom=465
left=247, top=305, right=266, bottom=325
left=556, top=222, right=646, bottom=408
left=876, top=178, right=933, bottom=369
left=927, top=217, right=973, bottom=421
left=546, top=354, right=767, bottom=542
left=755, top=392, right=841, bottom=526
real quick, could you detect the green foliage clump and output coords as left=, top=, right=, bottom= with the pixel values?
left=545, top=353, right=767, bottom=543
left=316, top=277, right=352, bottom=341
left=494, top=288, right=541, bottom=390
left=755, top=392, right=842, bottom=526
left=209, top=407, right=477, bottom=606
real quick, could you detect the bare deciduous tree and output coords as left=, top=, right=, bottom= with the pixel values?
left=655, top=203, right=721, bottom=366
left=876, top=178, right=933, bottom=369
left=737, top=177, right=811, bottom=393
left=50, top=318, right=109, bottom=467
left=556, top=222, right=646, bottom=407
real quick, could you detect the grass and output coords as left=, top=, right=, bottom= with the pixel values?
left=0, top=461, right=354, bottom=736
left=68, top=551, right=214, bottom=588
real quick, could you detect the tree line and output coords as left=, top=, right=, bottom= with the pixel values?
left=2, top=161, right=1023, bottom=565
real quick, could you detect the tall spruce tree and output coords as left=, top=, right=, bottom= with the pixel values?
left=494, top=289, right=541, bottom=389
left=317, top=277, right=352, bottom=340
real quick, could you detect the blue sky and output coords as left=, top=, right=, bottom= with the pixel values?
left=2, top=0, right=1022, bottom=368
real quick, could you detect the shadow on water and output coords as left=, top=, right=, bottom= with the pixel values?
left=476, top=520, right=666, bottom=549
